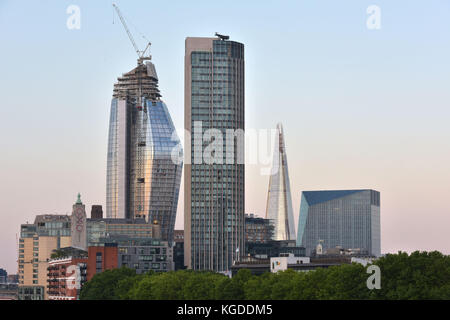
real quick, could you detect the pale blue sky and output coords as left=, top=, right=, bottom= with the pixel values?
left=1, top=0, right=450, bottom=273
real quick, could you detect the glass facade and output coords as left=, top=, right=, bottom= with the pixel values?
left=296, top=190, right=381, bottom=257
left=265, top=123, right=296, bottom=241
left=185, top=37, right=245, bottom=271
left=106, top=61, right=183, bottom=243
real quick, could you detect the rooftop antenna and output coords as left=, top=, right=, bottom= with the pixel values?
left=112, top=3, right=151, bottom=65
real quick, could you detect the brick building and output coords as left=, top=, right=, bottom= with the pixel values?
left=87, top=244, right=119, bottom=281
left=47, top=256, right=87, bottom=300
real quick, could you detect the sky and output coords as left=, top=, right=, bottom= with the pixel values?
left=1, top=0, right=449, bottom=273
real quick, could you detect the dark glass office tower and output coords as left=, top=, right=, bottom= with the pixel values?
left=106, top=60, right=183, bottom=243
left=184, top=35, right=245, bottom=271
left=297, top=190, right=381, bottom=257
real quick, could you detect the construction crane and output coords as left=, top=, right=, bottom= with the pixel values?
left=112, top=3, right=151, bottom=65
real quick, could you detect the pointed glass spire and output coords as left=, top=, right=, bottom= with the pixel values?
left=265, top=123, right=296, bottom=241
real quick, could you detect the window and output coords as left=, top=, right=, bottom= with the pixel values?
left=119, top=247, right=128, bottom=254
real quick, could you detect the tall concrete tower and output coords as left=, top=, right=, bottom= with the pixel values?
left=265, top=123, right=296, bottom=241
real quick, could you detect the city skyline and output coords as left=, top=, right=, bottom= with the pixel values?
left=1, top=0, right=450, bottom=273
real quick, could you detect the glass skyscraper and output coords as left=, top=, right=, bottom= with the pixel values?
left=296, top=190, right=381, bottom=257
left=184, top=35, right=245, bottom=271
left=106, top=60, right=183, bottom=243
left=265, top=123, right=296, bottom=241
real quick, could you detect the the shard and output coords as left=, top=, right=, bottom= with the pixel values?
left=106, top=60, right=183, bottom=243
left=265, top=123, right=296, bottom=241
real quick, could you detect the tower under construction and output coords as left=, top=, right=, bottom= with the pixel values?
left=106, top=5, right=183, bottom=243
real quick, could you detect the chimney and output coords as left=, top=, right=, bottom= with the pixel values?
left=91, top=205, right=103, bottom=219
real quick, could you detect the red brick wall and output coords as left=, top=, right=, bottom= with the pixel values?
left=87, top=246, right=118, bottom=281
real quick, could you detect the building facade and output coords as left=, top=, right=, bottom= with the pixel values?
left=87, top=237, right=173, bottom=280
left=86, top=218, right=153, bottom=246
left=90, top=205, right=103, bottom=219
left=244, top=214, right=274, bottom=244
left=265, top=123, right=296, bottom=241
left=173, top=230, right=185, bottom=270
left=245, top=240, right=306, bottom=260
left=87, top=244, right=119, bottom=281
left=106, top=59, right=183, bottom=244
left=184, top=35, right=245, bottom=271
left=18, top=215, right=72, bottom=300
left=47, top=256, right=87, bottom=300
left=297, top=190, right=381, bottom=257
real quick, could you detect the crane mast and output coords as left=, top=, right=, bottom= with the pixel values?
left=112, top=3, right=151, bottom=65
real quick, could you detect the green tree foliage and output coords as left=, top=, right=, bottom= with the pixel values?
left=79, top=251, right=450, bottom=300
left=370, top=251, right=450, bottom=300
left=79, top=267, right=137, bottom=300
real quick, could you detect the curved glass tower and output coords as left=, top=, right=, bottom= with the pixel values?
left=106, top=61, right=183, bottom=243
left=265, top=123, right=296, bottom=241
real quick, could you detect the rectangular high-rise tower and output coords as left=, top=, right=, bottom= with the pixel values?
left=184, top=35, right=245, bottom=271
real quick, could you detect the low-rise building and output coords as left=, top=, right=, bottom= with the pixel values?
left=245, top=214, right=274, bottom=244
left=7, top=274, right=19, bottom=284
left=270, top=254, right=310, bottom=273
left=87, top=236, right=173, bottom=280
left=245, top=240, right=306, bottom=259
left=0, top=283, right=18, bottom=300
left=87, top=243, right=118, bottom=281
left=47, top=255, right=87, bottom=300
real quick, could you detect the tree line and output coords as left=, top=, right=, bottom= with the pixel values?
left=79, top=251, right=450, bottom=300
